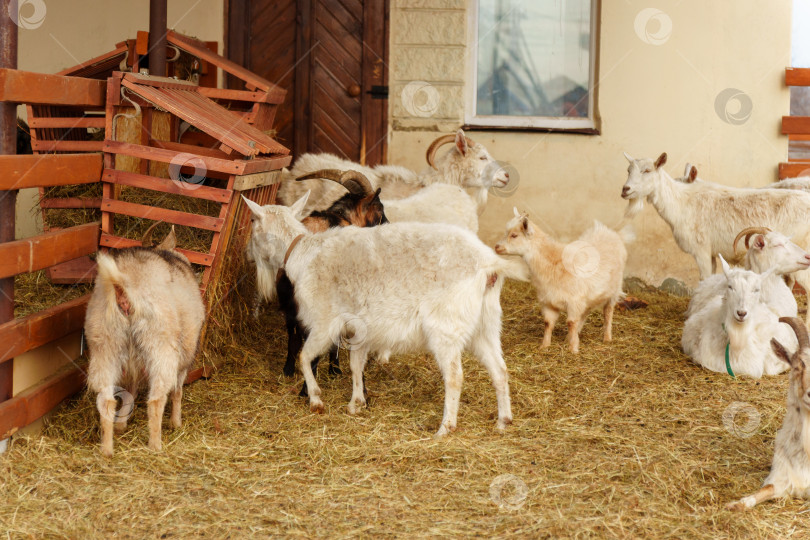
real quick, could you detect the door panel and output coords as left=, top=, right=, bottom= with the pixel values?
left=228, top=0, right=388, bottom=165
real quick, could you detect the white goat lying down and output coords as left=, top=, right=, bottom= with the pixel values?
left=85, top=227, right=205, bottom=456
left=494, top=209, right=628, bottom=354
left=620, top=153, right=810, bottom=288
left=278, top=129, right=509, bottom=215
left=727, top=317, right=810, bottom=510
left=686, top=227, right=810, bottom=319
left=682, top=256, right=796, bottom=378
left=244, top=192, right=527, bottom=437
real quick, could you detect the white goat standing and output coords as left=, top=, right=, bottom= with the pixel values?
left=620, top=152, right=810, bottom=321
left=244, top=192, right=526, bottom=437
left=686, top=227, right=810, bottom=319
left=494, top=208, right=627, bottom=354
left=278, top=129, right=509, bottom=215
left=682, top=256, right=796, bottom=378
left=727, top=317, right=810, bottom=510
left=85, top=228, right=205, bottom=456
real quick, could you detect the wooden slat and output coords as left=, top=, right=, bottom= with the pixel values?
left=29, top=117, right=106, bottom=129
left=196, top=86, right=274, bottom=104
left=99, top=233, right=214, bottom=266
left=0, top=363, right=86, bottom=439
left=241, top=154, right=292, bottom=175
left=786, top=68, right=810, bottom=87
left=148, top=139, right=232, bottom=160
left=103, top=168, right=232, bottom=203
left=167, top=30, right=284, bottom=99
left=122, top=72, right=198, bottom=90
left=782, top=116, right=810, bottom=135
left=0, top=68, right=105, bottom=106
left=101, top=199, right=224, bottom=232
left=0, top=153, right=102, bottom=190
left=0, top=295, right=90, bottom=364
left=0, top=223, right=100, bottom=279
left=46, top=256, right=97, bottom=284
left=778, top=162, right=810, bottom=179
left=39, top=197, right=102, bottom=209
left=31, top=140, right=105, bottom=152
left=233, top=170, right=281, bottom=191
left=57, top=44, right=128, bottom=76
left=103, top=140, right=247, bottom=175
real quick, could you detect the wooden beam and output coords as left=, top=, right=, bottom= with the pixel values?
left=101, top=199, right=224, bottom=232
left=57, top=44, right=128, bottom=77
left=31, top=140, right=105, bottom=153
left=0, top=153, right=102, bottom=190
left=99, top=233, right=213, bottom=266
left=103, top=168, right=232, bottom=203
left=29, top=117, right=106, bottom=129
left=786, top=67, right=810, bottom=87
left=0, top=363, right=86, bottom=440
left=0, top=222, right=100, bottom=279
left=0, top=294, right=90, bottom=364
left=103, top=140, right=246, bottom=175
left=241, top=154, right=292, bottom=175
left=196, top=86, right=280, bottom=105
left=233, top=170, right=281, bottom=191
left=0, top=68, right=105, bottom=106
left=39, top=197, right=102, bottom=209
left=782, top=116, right=810, bottom=135
left=778, top=162, right=810, bottom=179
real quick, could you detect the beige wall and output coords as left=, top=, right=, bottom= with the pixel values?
left=388, top=0, right=792, bottom=287
left=14, top=0, right=224, bottom=239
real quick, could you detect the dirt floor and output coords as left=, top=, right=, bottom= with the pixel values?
left=1, top=280, right=809, bottom=538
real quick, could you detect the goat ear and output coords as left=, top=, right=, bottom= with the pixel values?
left=623, top=151, right=634, bottom=162
left=752, top=234, right=766, bottom=250
left=684, top=163, right=692, bottom=177
left=513, top=207, right=521, bottom=218
left=521, top=217, right=533, bottom=235
left=242, top=195, right=264, bottom=218
left=719, top=254, right=731, bottom=276
left=654, top=152, right=667, bottom=169
left=157, top=225, right=177, bottom=251
left=289, top=191, right=311, bottom=219
left=688, top=166, right=697, bottom=183
left=455, top=129, right=468, bottom=156
left=373, top=187, right=382, bottom=199
left=771, top=338, right=792, bottom=365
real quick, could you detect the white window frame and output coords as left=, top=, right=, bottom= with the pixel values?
left=465, top=0, right=600, bottom=132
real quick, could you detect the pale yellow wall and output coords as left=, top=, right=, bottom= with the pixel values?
left=13, top=0, right=225, bottom=239
left=389, top=0, right=792, bottom=287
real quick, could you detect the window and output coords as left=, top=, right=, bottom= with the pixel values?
left=466, top=0, right=599, bottom=132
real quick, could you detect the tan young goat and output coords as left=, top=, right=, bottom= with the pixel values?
left=85, top=227, right=205, bottom=456
left=727, top=317, right=810, bottom=510
left=494, top=208, right=627, bottom=354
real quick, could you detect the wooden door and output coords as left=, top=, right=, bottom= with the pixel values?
left=227, top=0, right=389, bottom=165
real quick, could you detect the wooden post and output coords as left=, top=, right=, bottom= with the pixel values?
left=148, top=0, right=167, bottom=77
left=0, top=0, right=19, bottom=406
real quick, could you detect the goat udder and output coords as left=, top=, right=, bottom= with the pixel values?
left=487, top=273, right=498, bottom=288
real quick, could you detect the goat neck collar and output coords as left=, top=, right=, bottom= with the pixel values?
left=276, top=234, right=305, bottom=282
left=721, top=323, right=735, bottom=378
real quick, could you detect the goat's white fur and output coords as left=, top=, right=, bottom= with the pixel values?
left=85, top=230, right=205, bottom=456
left=682, top=256, right=795, bottom=378
left=244, top=193, right=524, bottom=437
left=278, top=129, right=507, bottom=215
left=686, top=230, right=810, bottom=319
left=383, top=183, right=479, bottom=232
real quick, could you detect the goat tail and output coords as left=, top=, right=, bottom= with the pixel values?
left=492, top=256, right=531, bottom=283
left=96, top=253, right=135, bottom=316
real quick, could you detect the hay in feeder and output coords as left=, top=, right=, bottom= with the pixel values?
left=3, top=280, right=809, bottom=537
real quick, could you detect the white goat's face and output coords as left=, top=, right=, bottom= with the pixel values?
left=243, top=193, right=309, bottom=267
left=449, top=130, right=509, bottom=189
left=722, top=267, right=763, bottom=324
left=621, top=152, right=667, bottom=200
left=494, top=208, right=533, bottom=256
left=754, top=232, right=810, bottom=275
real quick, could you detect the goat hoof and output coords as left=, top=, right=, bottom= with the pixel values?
left=725, top=501, right=746, bottom=512
left=282, top=364, right=296, bottom=377
left=348, top=398, right=366, bottom=415
left=310, top=401, right=325, bottom=414
left=100, top=445, right=113, bottom=458
left=148, top=440, right=162, bottom=452
left=328, top=365, right=342, bottom=376
left=298, top=384, right=309, bottom=398
left=113, top=422, right=127, bottom=434
left=496, top=417, right=513, bottom=430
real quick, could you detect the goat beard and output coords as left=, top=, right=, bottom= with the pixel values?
left=623, top=198, right=644, bottom=220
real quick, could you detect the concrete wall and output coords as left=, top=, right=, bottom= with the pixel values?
left=388, top=0, right=792, bottom=287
